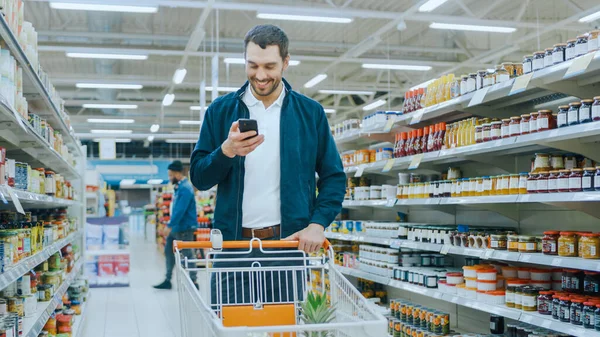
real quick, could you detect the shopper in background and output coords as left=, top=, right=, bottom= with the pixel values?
left=189, top=24, right=345, bottom=303
left=153, top=160, right=198, bottom=290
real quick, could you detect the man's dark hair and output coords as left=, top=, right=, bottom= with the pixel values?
left=244, top=24, right=289, bottom=60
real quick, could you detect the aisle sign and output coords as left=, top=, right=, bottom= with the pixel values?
left=564, top=52, right=595, bottom=79
left=408, top=154, right=424, bottom=170
left=99, top=139, right=117, bottom=160
left=354, top=166, right=365, bottom=177
left=468, top=86, right=490, bottom=107
left=382, top=158, right=396, bottom=172
left=4, top=185, right=24, bottom=214
left=509, top=72, right=533, bottom=96
left=383, top=119, right=395, bottom=132
left=410, top=110, right=425, bottom=125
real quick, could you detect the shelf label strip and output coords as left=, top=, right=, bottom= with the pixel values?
left=468, top=86, right=490, bottom=107
left=509, top=72, right=534, bottom=96
left=564, top=52, right=595, bottom=79
left=4, top=185, right=24, bottom=214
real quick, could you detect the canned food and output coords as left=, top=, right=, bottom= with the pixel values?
left=7, top=297, right=23, bottom=317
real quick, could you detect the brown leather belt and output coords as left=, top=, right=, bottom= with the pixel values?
left=242, top=225, right=281, bottom=239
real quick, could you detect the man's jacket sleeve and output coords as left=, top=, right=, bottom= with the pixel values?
left=190, top=106, right=235, bottom=190
left=310, top=107, right=346, bottom=228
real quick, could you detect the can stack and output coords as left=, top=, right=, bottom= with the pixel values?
left=388, top=299, right=450, bottom=337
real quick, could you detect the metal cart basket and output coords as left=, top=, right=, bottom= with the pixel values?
left=173, top=231, right=387, bottom=337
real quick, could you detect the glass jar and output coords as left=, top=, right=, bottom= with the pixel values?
left=482, top=176, right=492, bottom=196
left=534, top=153, right=551, bottom=172
left=560, top=297, right=572, bottom=322
left=467, top=73, right=477, bottom=93
left=475, top=125, right=483, bottom=143
left=460, top=75, right=469, bottom=96
left=585, top=271, right=600, bottom=296
left=45, top=171, right=56, bottom=196
left=583, top=167, right=595, bottom=192
left=522, top=287, right=539, bottom=312
left=475, top=177, right=484, bottom=196
left=593, top=96, right=600, bottom=121
left=552, top=296, right=562, bottom=320
left=496, top=67, right=510, bottom=83
left=595, top=305, right=600, bottom=331
left=482, top=123, right=491, bottom=142
left=553, top=43, right=567, bottom=64
left=523, top=55, right=533, bottom=74
left=576, top=34, right=589, bottom=57
left=596, top=166, right=600, bottom=192
left=500, top=175, right=510, bottom=195
left=509, top=117, right=521, bottom=137
left=558, top=169, right=571, bottom=192
left=505, top=286, right=516, bottom=308
left=484, top=70, right=494, bottom=87
left=551, top=155, right=565, bottom=170
left=500, top=119, right=511, bottom=139
left=476, top=70, right=487, bottom=90
left=514, top=286, right=523, bottom=310
left=548, top=170, right=559, bottom=193
left=508, top=235, right=519, bottom=252
left=570, top=168, right=583, bottom=192
left=557, top=105, right=569, bottom=128
left=490, top=234, right=507, bottom=250
left=529, top=112, right=539, bottom=133
left=519, top=235, right=537, bottom=253
left=589, top=30, right=600, bottom=53
left=532, top=51, right=545, bottom=71
left=538, top=291, right=554, bottom=315
left=490, top=121, right=502, bottom=140
left=537, top=171, right=549, bottom=193
left=527, top=172, right=538, bottom=194
left=568, top=102, right=581, bottom=126
left=572, top=299, right=585, bottom=325
left=518, top=172, right=528, bottom=194
left=520, top=114, right=530, bottom=135
left=566, top=39, right=577, bottom=60
left=581, top=234, right=600, bottom=259
left=580, top=99, right=593, bottom=124
left=537, top=110, right=552, bottom=131
left=559, top=231, right=578, bottom=257
left=509, top=174, right=519, bottom=194
left=543, top=231, right=559, bottom=255
left=544, top=48, right=554, bottom=68
left=584, top=302, right=596, bottom=329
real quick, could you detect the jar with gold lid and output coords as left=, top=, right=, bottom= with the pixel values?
left=501, top=63, right=515, bottom=78
left=544, top=48, right=554, bottom=68
left=553, top=44, right=567, bottom=64
left=566, top=39, right=577, bottom=60
left=575, top=34, right=588, bottom=57
left=532, top=51, right=545, bottom=71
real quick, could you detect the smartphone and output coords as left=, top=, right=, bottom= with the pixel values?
left=238, top=119, right=258, bottom=139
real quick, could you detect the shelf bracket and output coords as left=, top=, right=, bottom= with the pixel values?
left=537, top=81, right=599, bottom=99
left=537, top=138, right=600, bottom=162
left=544, top=202, right=600, bottom=219
left=459, top=204, right=520, bottom=221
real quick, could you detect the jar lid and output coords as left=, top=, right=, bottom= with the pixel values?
left=464, top=277, right=477, bottom=281
left=576, top=35, right=587, bottom=39
left=501, top=118, right=511, bottom=122
left=538, top=109, right=552, bottom=113
left=518, top=235, right=535, bottom=240
left=530, top=112, right=539, bottom=116
left=594, top=96, right=600, bottom=100
left=523, top=287, right=540, bottom=294
left=558, top=105, right=570, bottom=109
left=45, top=171, right=55, bottom=174
left=539, top=291, right=554, bottom=295
left=446, top=272, right=463, bottom=277
left=477, top=268, right=497, bottom=274
left=559, top=169, right=571, bottom=173
left=582, top=99, right=594, bottom=103
left=567, top=39, right=577, bottom=43
left=560, top=231, right=577, bottom=235
left=543, top=230, right=560, bottom=235
left=545, top=48, right=554, bottom=51
left=581, top=233, right=599, bottom=237
left=510, top=116, right=521, bottom=120
left=553, top=43, right=567, bottom=47
left=569, top=102, right=582, bottom=106
left=584, top=167, right=596, bottom=171
left=524, top=55, right=533, bottom=58
left=572, top=299, right=585, bottom=303
left=478, top=279, right=497, bottom=284
left=572, top=168, right=583, bottom=172
left=584, top=302, right=596, bottom=306
left=534, top=51, right=545, bottom=55
left=491, top=121, right=502, bottom=125
left=585, top=271, right=600, bottom=275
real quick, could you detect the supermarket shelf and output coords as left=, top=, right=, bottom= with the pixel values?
left=86, top=249, right=130, bottom=256
left=23, top=258, right=83, bottom=337
left=337, top=267, right=600, bottom=337
left=0, top=231, right=81, bottom=292
left=72, top=294, right=89, bottom=337
left=0, top=14, right=81, bottom=156
left=0, top=185, right=82, bottom=208
left=0, top=95, right=80, bottom=180
left=325, top=232, right=393, bottom=246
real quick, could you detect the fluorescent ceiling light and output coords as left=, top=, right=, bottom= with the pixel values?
left=362, top=64, right=432, bottom=71
left=90, top=129, right=133, bottom=134
left=363, top=100, right=387, bottom=111
left=223, top=58, right=300, bottom=66
left=418, top=0, right=449, bottom=12
left=119, top=179, right=137, bottom=186
left=49, top=3, right=158, bottom=13
left=66, top=52, right=148, bottom=60
left=429, top=22, right=516, bottom=33
left=172, top=68, right=187, bottom=84
left=324, top=109, right=336, bottom=114
left=579, top=11, right=600, bottom=23
left=83, top=103, right=138, bottom=109
left=205, top=86, right=238, bottom=92
left=189, top=106, right=207, bottom=111
left=256, top=13, right=352, bottom=24
left=166, top=139, right=197, bottom=144
left=150, top=124, right=160, bottom=133
left=162, top=93, right=175, bottom=106
left=92, top=138, right=131, bottom=143
left=179, top=120, right=202, bottom=125
left=87, top=118, right=135, bottom=124
left=76, top=83, right=143, bottom=89
left=147, top=135, right=155, bottom=142
left=304, top=74, right=327, bottom=88
left=319, top=89, right=376, bottom=95
left=147, top=179, right=164, bottom=185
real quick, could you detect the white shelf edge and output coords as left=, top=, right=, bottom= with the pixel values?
left=86, top=249, right=130, bottom=256
left=0, top=185, right=81, bottom=208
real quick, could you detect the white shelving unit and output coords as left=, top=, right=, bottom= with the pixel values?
left=71, top=293, right=89, bottom=337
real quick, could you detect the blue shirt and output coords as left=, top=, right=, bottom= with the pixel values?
left=168, top=177, right=198, bottom=233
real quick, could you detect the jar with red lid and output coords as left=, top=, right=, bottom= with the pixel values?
left=501, top=119, right=511, bottom=138
left=593, top=96, right=600, bottom=121
left=537, top=171, right=549, bottom=193
left=509, top=117, right=521, bottom=137
left=530, top=112, right=539, bottom=133
left=557, top=105, right=569, bottom=128
left=543, top=231, right=560, bottom=255
left=491, top=121, right=502, bottom=140
left=570, top=169, right=583, bottom=192
left=537, top=110, right=552, bottom=131
left=527, top=173, right=538, bottom=194
left=538, top=291, right=554, bottom=315
left=558, top=170, right=571, bottom=193
left=482, top=123, right=491, bottom=142
left=520, top=114, right=531, bottom=135
left=548, top=170, right=559, bottom=193
left=475, top=125, right=483, bottom=143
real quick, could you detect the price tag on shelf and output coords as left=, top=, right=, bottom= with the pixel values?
left=468, top=86, right=490, bottom=107
left=520, top=254, right=531, bottom=262
left=564, top=52, right=595, bottom=79
left=386, top=198, right=397, bottom=207
left=551, top=257, right=562, bottom=267
left=354, top=166, right=365, bottom=178
left=509, top=72, right=534, bottom=96
left=383, top=119, right=395, bottom=133
left=482, top=249, right=495, bottom=260
left=4, top=185, right=24, bottom=214
left=382, top=159, right=396, bottom=172
left=409, top=154, right=424, bottom=170
left=410, top=110, right=425, bottom=125
left=440, top=245, right=451, bottom=255
left=390, top=240, right=401, bottom=249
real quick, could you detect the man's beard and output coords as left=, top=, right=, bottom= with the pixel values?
left=250, top=77, right=281, bottom=97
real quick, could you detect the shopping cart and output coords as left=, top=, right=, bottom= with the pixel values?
left=173, top=230, right=387, bottom=337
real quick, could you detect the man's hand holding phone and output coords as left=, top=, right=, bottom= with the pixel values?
left=221, top=119, right=264, bottom=158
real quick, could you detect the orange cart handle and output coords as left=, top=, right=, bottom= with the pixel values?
left=173, top=239, right=331, bottom=251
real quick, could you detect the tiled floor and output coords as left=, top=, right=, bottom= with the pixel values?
left=81, top=236, right=182, bottom=337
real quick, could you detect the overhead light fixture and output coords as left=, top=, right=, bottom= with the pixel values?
left=579, top=11, right=600, bottom=23
left=363, top=100, right=387, bottom=111
left=179, top=120, right=202, bottom=125
left=49, top=2, right=158, bottom=13
left=87, top=118, right=135, bottom=124
left=362, top=64, right=432, bottom=71
left=162, top=93, right=175, bottom=106
left=205, top=86, right=238, bottom=92
left=166, top=139, right=197, bottom=144
left=172, top=68, right=187, bottom=84
left=223, top=58, right=300, bottom=66
left=189, top=106, right=207, bottom=111
left=66, top=52, right=148, bottom=60
left=76, top=83, right=143, bottom=89
left=147, top=135, right=155, bottom=142
left=82, top=103, right=138, bottom=109
left=150, top=124, right=160, bottom=133
left=319, top=89, right=376, bottom=95
left=429, top=22, right=516, bottom=33
left=147, top=179, right=164, bottom=185
left=119, top=179, right=137, bottom=186
left=324, top=109, right=336, bottom=114
left=396, top=20, right=407, bottom=31
left=418, top=0, right=449, bottom=12
left=92, top=138, right=132, bottom=143
left=256, top=13, right=352, bottom=24
left=304, top=74, right=327, bottom=88
left=90, top=129, right=133, bottom=134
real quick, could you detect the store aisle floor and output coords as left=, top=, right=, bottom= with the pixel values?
left=81, top=236, right=182, bottom=337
